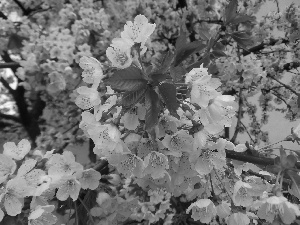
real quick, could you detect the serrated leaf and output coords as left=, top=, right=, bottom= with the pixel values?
left=287, top=170, right=300, bottom=200
left=106, top=66, right=147, bottom=91
left=149, top=73, right=167, bottom=85
left=122, top=87, right=147, bottom=107
left=157, top=50, right=174, bottom=73
left=145, top=88, right=161, bottom=131
left=224, top=0, right=238, bottom=25
left=286, top=154, right=297, bottom=168
left=174, top=26, right=205, bottom=67
left=170, top=66, right=186, bottom=82
left=173, top=41, right=206, bottom=67
left=230, top=14, right=256, bottom=25
left=198, top=28, right=211, bottom=41
left=210, top=50, right=227, bottom=59
left=158, top=83, right=180, bottom=119
left=231, top=31, right=254, bottom=49
left=213, top=42, right=226, bottom=51
left=266, top=164, right=281, bottom=175
left=297, top=94, right=300, bottom=109
left=186, top=55, right=210, bottom=72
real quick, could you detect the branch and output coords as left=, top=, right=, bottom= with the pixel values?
left=231, top=88, right=243, bottom=143
left=0, top=112, right=20, bottom=123
left=12, top=0, right=30, bottom=15
left=243, top=38, right=289, bottom=56
left=0, top=77, right=15, bottom=95
left=0, top=11, right=7, bottom=19
left=226, top=149, right=300, bottom=169
left=267, top=74, right=299, bottom=95
left=0, top=62, right=21, bottom=70
left=240, top=121, right=255, bottom=144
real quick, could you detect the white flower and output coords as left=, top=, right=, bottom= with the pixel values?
left=199, top=95, right=238, bottom=133
left=79, top=56, right=103, bottom=88
left=28, top=205, right=57, bottom=225
left=121, top=14, right=156, bottom=49
left=75, top=86, right=101, bottom=110
left=106, top=38, right=133, bottom=69
left=116, top=153, right=144, bottom=178
left=47, top=151, right=83, bottom=177
left=185, top=65, right=221, bottom=108
left=186, top=199, right=216, bottom=224
left=3, top=139, right=31, bottom=161
left=55, top=175, right=81, bottom=201
left=76, top=168, right=101, bottom=190
left=143, top=151, right=169, bottom=179
left=256, top=195, right=300, bottom=224
left=162, top=130, right=193, bottom=157
left=0, top=154, right=16, bottom=184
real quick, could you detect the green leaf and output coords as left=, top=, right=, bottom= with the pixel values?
left=186, top=55, right=210, bottom=72
left=173, top=26, right=206, bottom=67
left=230, top=14, right=256, bottom=25
left=287, top=170, right=300, bottom=200
left=145, top=88, right=161, bottom=131
left=210, top=50, right=227, bottom=59
left=286, top=154, right=297, bottom=168
left=174, top=41, right=206, bottom=67
left=170, top=66, right=186, bottom=82
left=198, top=28, right=211, bottom=41
left=224, top=0, right=237, bottom=25
left=157, top=50, right=174, bottom=73
left=158, top=83, right=180, bottom=119
left=280, top=146, right=288, bottom=168
left=297, top=94, right=300, bottom=109
left=106, top=66, right=147, bottom=91
left=231, top=31, right=254, bottom=49
left=122, top=88, right=147, bottom=107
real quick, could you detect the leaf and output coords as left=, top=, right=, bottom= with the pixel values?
left=231, top=31, right=254, bottom=49
left=186, top=55, right=210, bottom=72
left=210, top=50, right=227, bottom=59
left=286, top=154, right=297, bottom=168
left=224, top=0, right=238, bottom=25
left=156, top=50, right=174, bottom=73
left=170, top=66, right=186, bottom=82
left=198, top=28, right=211, bottom=41
left=158, top=83, right=180, bottom=119
left=106, top=66, right=147, bottom=91
left=173, top=26, right=206, bottom=67
left=280, top=146, right=288, bottom=168
left=230, top=14, right=256, bottom=25
left=287, top=170, right=300, bottom=199
left=144, top=88, right=161, bottom=131
left=174, top=41, right=206, bottom=67
left=122, top=88, right=147, bottom=107
left=297, top=94, right=300, bottom=109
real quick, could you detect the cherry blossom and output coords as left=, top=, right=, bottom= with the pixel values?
left=106, top=38, right=133, bottom=69
left=186, top=199, right=216, bottom=224
left=3, top=139, right=31, bottom=161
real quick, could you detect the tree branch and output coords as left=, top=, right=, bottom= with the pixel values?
left=0, top=112, right=20, bottom=123
left=0, top=62, right=21, bottom=70
left=0, top=77, right=15, bottom=95
left=243, top=38, right=289, bottom=56
left=267, top=74, right=299, bottom=95
left=0, top=11, right=8, bottom=20
left=12, top=0, right=30, bottom=15
left=231, top=88, right=243, bottom=143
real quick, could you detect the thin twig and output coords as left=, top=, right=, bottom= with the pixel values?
left=267, top=74, right=299, bottom=95
left=240, top=121, right=255, bottom=144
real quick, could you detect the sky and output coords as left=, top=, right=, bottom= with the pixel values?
left=234, top=0, right=300, bottom=153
